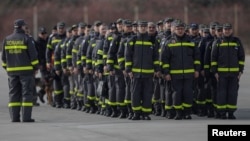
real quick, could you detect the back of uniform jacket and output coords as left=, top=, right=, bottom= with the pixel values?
left=1, top=29, right=38, bottom=75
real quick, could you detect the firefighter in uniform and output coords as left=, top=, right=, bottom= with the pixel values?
left=107, top=20, right=128, bottom=118
left=46, top=21, right=66, bottom=108
left=203, top=25, right=221, bottom=118
left=117, top=20, right=134, bottom=119
left=78, top=24, right=92, bottom=112
left=132, top=21, right=138, bottom=34
left=211, top=23, right=245, bottom=119
left=188, top=23, right=203, bottom=116
left=159, top=17, right=174, bottom=118
left=161, top=20, right=200, bottom=120
left=85, top=21, right=102, bottom=114
left=91, top=24, right=107, bottom=114
left=147, top=22, right=161, bottom=116
left=1, top=19, right=39, bottom=122
left=125, top=20, right=161, bottom=120
left=66, top=24, right=80, bottom=109
left=106, top=21, right=122, bottom=118
left=102, top=23, right=117, bottom=116
left=55, top=27, right=72, bottom=108
left=72, top=22, right=86, bottom=111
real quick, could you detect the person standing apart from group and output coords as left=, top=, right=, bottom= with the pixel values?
left=1, top=19, right=39, bottom=122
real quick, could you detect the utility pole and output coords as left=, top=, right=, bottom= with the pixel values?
left=33, top=5, right=38, bottom=39
left=234, top=3, right=238, bottom=36
left=83, top=6, right=88, bottom=24
left=184, top=3, right=188, bottom=24
left=134, top=6, right=139, bottom=21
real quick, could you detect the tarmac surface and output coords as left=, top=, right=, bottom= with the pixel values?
left=0, top=56, right=249, bottom=141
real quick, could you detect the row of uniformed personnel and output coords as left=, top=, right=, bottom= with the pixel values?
left=41, top=17, right=245, bottom=120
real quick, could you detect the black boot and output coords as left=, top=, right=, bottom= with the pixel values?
left=197, top=105, right=207, bottom=117
left=100, top=107, right=106, bottom=115
left=127, top=104, right=133, bottom=120
left=105, top=106, right=112, bottom=117
left=166, top=109, right=175, bottom=119
left=219, top=111, right=227, bottom=119
left=142, top=113, right=151, bottom=120
left=161, top=103, right=166, bottom=117
left=174, top=110, right=183, bottom=120
left=206, top=103, right=214, bottom=118
left=77, top=100, right=83, bottom=111
left=214, top=112, right=221, bottom=119
left=131, top=112, right=140, bottom=120
left=228, top=112, right=236, bottom=119
left=119, top=108, right=127, bottom=119
left=70, top=99, right=77, bottom=110
left=154, top=102, right=161, bottom=116
left=84, top=107, right=90, bottom=113
left=127, top=113, right=133, bottom=120
left=183, top=109, right=192, bottom=120
left=95, top=105, right=101, bottom=114
left=110, top=106, right=119, bottom=118
left=63, top=99, right=70, bottom=109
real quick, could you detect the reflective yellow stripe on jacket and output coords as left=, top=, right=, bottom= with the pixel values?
left=5, top=45, right=27, bottom=50
left=170, top=69, right=194, bottom=74
left=219, top=42, right=237, bottom=47
left=132, top=68, right=154, bottom=73
left=7, top=66, right=33, bottom=71
left=218, top=67, right=239, bottom=72
left=168, top=42, right=195, bottom=47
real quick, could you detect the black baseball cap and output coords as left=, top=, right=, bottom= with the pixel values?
left=190, top=23, right=199, bottom=29
left=137, top=20, right=148, bottom=26
left=223, top=23, right=232, bottom=29
left=94, top=20, right=102, bottom=26
left=14, top=19, right=26, bottom=28
left=173, top=20, right=185, bottom=27
left=164, top=17, right=174, bottom=23
left=39, top=27, right=47, bottom=34
left=123, top=19, right=132, bottom=27
left=57, top=21, right=66, bottom=28
left=116, top=18, right=123, bottom=24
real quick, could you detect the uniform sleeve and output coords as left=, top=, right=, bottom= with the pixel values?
left=27, top=37, right=39, bottom=71
left=236, top=38, right=245, bottom=73
left=60, top=41, right=67, bottom=69
left=107, top=35, right=118, bottom=71
left=1, top=40, right=7, bottom=69
left=72, top=38, right=81, bottom=68
left=160, top=42, right=170, bottom=75
left=198, top=39, right=206, bottom=71
left=153, top=38, right=160, bottom=72
left=95, top=41, right=104, bottom=73
left=125, top=37, right=135, bottom=73
left=103, top=35, right=112, bottom=65
left=204, top=41, right=214, bottom=77
left=80, top=38, right=89, bottom=68
left=86, top=39, right=94, bottom=70
left=54, top=43, right=62, bottom=71
left=193, top=42, right=201, bottom=72
left=211, top=40, right=219, bottom=74
left=66, top=39, right=73, bottom=67
left=117, top=39, right=126, bottom=71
